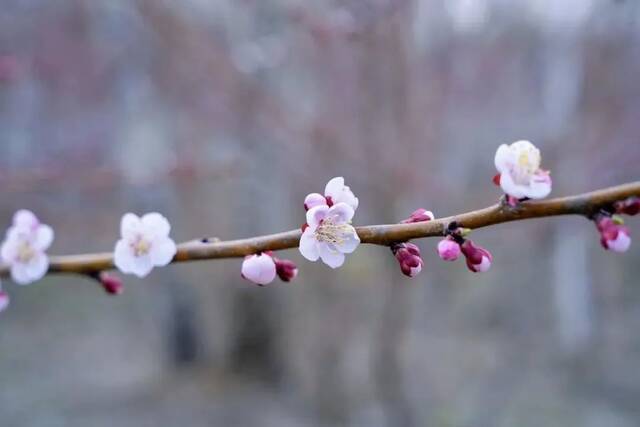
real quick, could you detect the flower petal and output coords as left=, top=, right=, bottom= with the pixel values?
left=150, top=237, right=177, bottom=266
left=304, top=193, right=327, bottom=211
left=1, top=239, right=16, bottom=263
left=324, top=177, right=345, bottom=199
left=499, top=171, right=527, bottom=199
left=327, top=202, right=355, bottom=224
left=13, top=210, right=38, bottom=229
left=299, top=229, right=320, bottom=261
left=306, top=205, right=329, bottom=230
left=129, top=255, right=155, bottom=278
left=334, top=227, right=360, bottom=254
left=114, top=239, right=134, bottom=274
left=120, top=213, right=142, bottom=239
left=12, top=253, right=49, bottom=285
left=494, top=144, right=512, bottom=172
left=525, top=173, right=552, bottom=199
left=33, top=225, right=54, bottom=251
left=142, top=213, right=171, bottom=238
left=318, top=243, right=345, bottom=269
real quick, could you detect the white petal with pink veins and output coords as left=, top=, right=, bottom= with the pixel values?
left=318, top=243, right=345, bottom=269
left=304, top=193, right=327, bottom=210
left=327, top=202, right=354, bottom=224
left=299, top=229, right=320, bottom=261
left=324, top=177, right=345, bottom=198
left=306, top=205, right=329, bottom=230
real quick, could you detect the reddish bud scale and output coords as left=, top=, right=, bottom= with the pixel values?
left=492, top=173, right=501, bottom=186
left=614, top=197, right=640, bottom=216
left=460, top=240, right=493, bottom=273
left=401, top=208, right=434, bottom=224
left=275, top=258, right=298, bottom=282
left=98, top=272, right=124, bottom=295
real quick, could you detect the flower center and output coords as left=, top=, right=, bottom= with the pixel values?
left=131, top=235, right=152, bottom=257
left=314, top=219, right=351, bottom=245
left=511, top=148, right=541, bottom=185
left=16, top=240, right=35, bottom=263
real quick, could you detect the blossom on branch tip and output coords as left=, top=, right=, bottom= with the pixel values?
left=460, top=240, right=493, bottom=273
left=437, top=237, right=461, bottom=261
left=114, top=213, right=177, bottom=278
left=494, top=140, right=551, bottom=200
left=596, top=217, right=631, bottom=253
left=1, top=210, right=54, bottom=285
left=241, top=253, right=277, bottom=286
left=304, top=177, right=359, bottom=211
left=401, top=208, right=434, bottom=224
left=299, top=203, right=360, bottom=268
left=391, top=242, right=423, bottom=277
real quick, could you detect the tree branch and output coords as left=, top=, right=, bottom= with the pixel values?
left=1, top=181, right=638, bottom=278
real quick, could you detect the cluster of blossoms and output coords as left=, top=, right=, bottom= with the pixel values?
left=436, top=228, right=493, bottom=273
left=0, top=141, right=636, bottom=313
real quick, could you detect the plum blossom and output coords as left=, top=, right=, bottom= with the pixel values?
left=1, top=210, right=54, bottom=285
left=494, top=140, right=552, bottom=200
left=299, top=203, right=360, bottom=268
left=597, top=217, right=631, bottom=253
left=460, top=240, right=492, bottom=273
left=437, top=237, right=461, bottom=261
left=114, top=213, right=177, bottom=278
left=241, top=253, right=277, bottom=286
left=304, top=177, right=359, bottom=211
left=391, top=242, right=424, bottom=277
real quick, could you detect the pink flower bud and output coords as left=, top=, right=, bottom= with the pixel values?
left=275, top=258, right=298, bottom=282
left=437, top=238, right=461, bottom=261
left=614, top=197, right=640, bottom=216
left=401, top=208, right=435, bottom=224
left=241, top=253, right=277, bottom=286
left=597, top=217, right=631, bottom=253
left=392, top=243, right=424, bottom=278
left=0, top=290, right=9, bottom=313
left=460, top=240, right=492, bottom=273
left=98, top=272, right=124, bottom=295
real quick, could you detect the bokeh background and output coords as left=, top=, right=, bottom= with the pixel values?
left=1, top=0, right=640, bottom=426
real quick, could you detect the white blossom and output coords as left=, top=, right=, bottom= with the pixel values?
left=114, top=213, right=177, bottom=278
left=494, top=140, right=552, bottom=199
left=1, top=210, right=54, bottom=285
left=299, top=203, right=360, bottom=268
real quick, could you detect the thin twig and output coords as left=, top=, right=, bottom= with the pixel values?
left=1, top=181, right=638, bottom=278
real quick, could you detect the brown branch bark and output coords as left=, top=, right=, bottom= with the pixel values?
left=1, top=182, right=638, bottom=278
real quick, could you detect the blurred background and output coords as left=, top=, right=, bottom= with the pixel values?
left=1, top=0, right=639, bottom=426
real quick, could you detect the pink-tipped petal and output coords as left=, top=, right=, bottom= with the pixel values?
left=306, top=205, right=329, bottom=230
left=304, top=193, right=327, bottom=211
